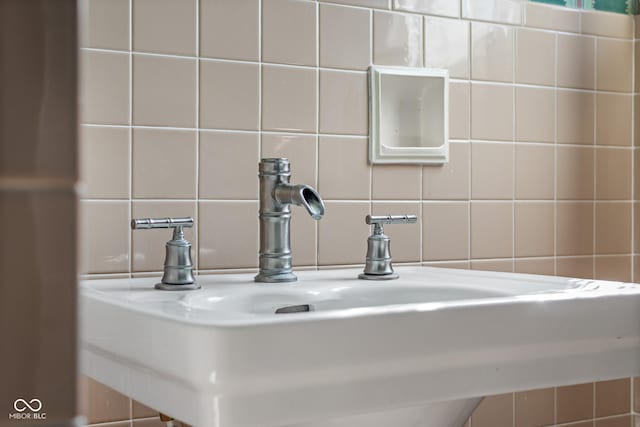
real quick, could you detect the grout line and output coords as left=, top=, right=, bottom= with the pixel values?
left=315, top=0, right=320, bottom=269
left=554, top=30, right=559, bottom=276
left=593, top=35, right=598, bottom=280
left=127, top=0, right=133, bottom=279
left=512, top=26, right=517, bottom=273
left=194, top=0, right=201, bottom=273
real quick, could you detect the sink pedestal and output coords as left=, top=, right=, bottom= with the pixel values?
left=281, top=398, right=482, bottom=427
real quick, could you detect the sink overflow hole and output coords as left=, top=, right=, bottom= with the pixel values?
left=275, top=304, right=313, bottom=314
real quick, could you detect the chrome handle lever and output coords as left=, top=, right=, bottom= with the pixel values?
left=359, top=214, right=417, bottom=281
left=131, top=216, right=200, bottom=291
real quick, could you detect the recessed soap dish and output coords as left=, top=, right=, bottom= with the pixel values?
left=369, top=66, right=449, bottom=165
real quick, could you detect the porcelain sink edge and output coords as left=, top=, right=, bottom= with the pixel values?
left=80, top=266, right=640, bottom=327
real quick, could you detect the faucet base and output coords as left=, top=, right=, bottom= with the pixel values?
left=358, top=273, right=399, bottom=281
left=155, top=283, right=201, bottom=291
left=255, top=272, right=298, bottom=283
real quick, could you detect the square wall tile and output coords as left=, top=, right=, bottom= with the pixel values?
left=471, top=259, right=513, bottom=272
left=514, top=258, right=554, bottom=275
left=423, top=142, right=470, bottom=200
left=471, top=22, right=513, bottom=83
left=132, top=128, right=197, bottom=198
left=595, top=416, right=632, bottom=427
left=80, top=50, right=129, bottom=125
left=595, top=202, right=631, bottom=255
left=290, top=210, right=317, bottom=267
left=372, top=165, right=421, bottom=200
left=595, top=256, right=631, bottom=282
left=319, top=136, right=370, bottom=199
left=80, top=0, right=130, bottom=49
left=636, top=42, right=640, bottom=93
left=515, top=144, right=554, bottom=200
left=199, top=131, right=259, bottom=199
left=133, top=419, right=164, bottom=427
left=133, top=0, right=196, bottom=55
left=471, top=393, right=513, bottom=427
left=597, top=39, right=632, bottom=93
left=635, top=151, right=640, bottom=200
left=318, top=202, right=370, bottom=265
left=373, top=11, right=423, bottom=67
left=395, top=0, right=459, bottom=17
left=515, top=388, right=554, bottom=427
left=557, top=90, right=595, bottom=145
left=595, top=378, right=631, bottom=418
left=450, top=82, right=470, bottom=140
left=557, top=146, right=594, bottom=200
left=372, top=202, right=421, bottom=262
left=471, top=83, right=513, bottom=141
left=79, top=376, right=130, bottom=423
left=596, top=94, right=632, bottom=147
left=80, top=201, right=129, bottom=274
left=262, top=65, right=317, bottom=133
left=132, top=400, right=157, bottom=418
left=262, top=0, right=316, bottom=66
left=261, top=134, right=317, bottom=188
left=200, top=0, right=259, bottom=61
left=557, top=34, right=595, bottom=90
left=636, top=96, right=640, bottom=148
left=516, top=28, right=555, bottom=86
left=200, top=61, right=259, bottom=130
left=319, top=70, right=367, bottom=135
left=471, top=142, right=513, bottom=200
left=424, top=17, right=469, bottom=79
left=423, top=202, right=469, bottom=261
left=557, top=383, right=594, bottom=424
left=199, top=201, right=258, bottom=269
left=596, top=148, right=631, bottom=200
left=515, top=203, right=554, bottom=258
left=515, top=87, right=554, bottom=143
left=634, top=377, right=639, bottom=413
left=320, top=4, right=371, bottom=70
left=557, top=202, right=594, bottom=256
left=133, top=55, right=196, bottom=127
left=523, top=2, right=579, bottom=33
left=462, top=0, right=521, bottom=25
left=582, top=11, right=633, bottom=39
left=557, top=256, right=594, bottom=279
left=132, top=201, right=197, bottom=272
left=471, top=202, right=512, bottom=259
left=321, top=0, right=389, bottom=8
left=423, top=261, right=470, bottom=269
left=80, top=126, right=130, bottom=198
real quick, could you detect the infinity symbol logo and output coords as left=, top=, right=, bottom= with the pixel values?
left=13, top=399, right=42, bottom=412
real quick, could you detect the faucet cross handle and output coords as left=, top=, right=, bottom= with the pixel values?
left=359, top=214, right=418, bottom=281
left=366, top=214, right=417, bottom=235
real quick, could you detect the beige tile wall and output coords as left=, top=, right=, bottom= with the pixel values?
left=78, top=0, right=639, bottom=425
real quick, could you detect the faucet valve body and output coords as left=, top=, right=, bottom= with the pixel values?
left=359, top=214, right=417, bottom=280
left=255, top=158, right=324, bottom=283
left=131, top=217, right=200, bottom=290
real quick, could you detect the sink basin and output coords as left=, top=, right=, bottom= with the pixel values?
left=79, top=266, right=640, bottom=427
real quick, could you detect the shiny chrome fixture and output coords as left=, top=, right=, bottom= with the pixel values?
left=131, top=217, right=200, bottom=290
left=255, top=158, right=325, bottom=283
left=359, top=214, right=417, bottom=280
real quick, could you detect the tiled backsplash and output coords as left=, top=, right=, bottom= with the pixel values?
left=78, top=0, right=639, bottom=426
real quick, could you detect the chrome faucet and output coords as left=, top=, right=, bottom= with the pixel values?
left=255, top=158, right=325, bottom=283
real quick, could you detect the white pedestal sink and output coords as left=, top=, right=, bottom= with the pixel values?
left=79, top=267, right=640, bottom=427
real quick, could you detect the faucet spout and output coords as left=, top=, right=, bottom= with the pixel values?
left=275, top=184, right=325, bottom=220
left=256, top=158, right=324, bottom=283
